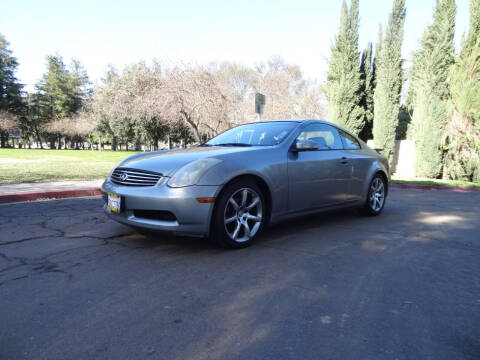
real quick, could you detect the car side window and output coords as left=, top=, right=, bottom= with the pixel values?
left=296, top=124, right=343, bottom=150
left=338, top=130, right=361, bottom=150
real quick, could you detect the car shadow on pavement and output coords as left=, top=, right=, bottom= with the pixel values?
left=130, top=207, right=361, bottom=252
left=132, top=229, right=221, bottom=252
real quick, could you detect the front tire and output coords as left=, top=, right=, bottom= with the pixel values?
left=212, top=179, right=266, bottom=248
left=362, top=174, right=387, bottom=216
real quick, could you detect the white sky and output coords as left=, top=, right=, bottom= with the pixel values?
left=0, top=0, right=471, bottom=91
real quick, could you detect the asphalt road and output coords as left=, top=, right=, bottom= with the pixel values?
left=1, top=188, right=479, bottom=360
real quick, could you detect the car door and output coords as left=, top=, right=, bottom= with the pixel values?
left=287, top=123, right=353, bottom=212
left=337, top=129, right=366, bottom=201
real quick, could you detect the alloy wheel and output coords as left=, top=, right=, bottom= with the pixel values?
left=369, top=177, right=385, bottom=212
left=224, top=188, right=263, bottom=243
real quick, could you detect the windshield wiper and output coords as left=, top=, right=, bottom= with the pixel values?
left=211, top=143, right=252, bottom=147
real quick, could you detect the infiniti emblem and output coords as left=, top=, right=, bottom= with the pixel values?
left=120, top=172, right=129, bottom=181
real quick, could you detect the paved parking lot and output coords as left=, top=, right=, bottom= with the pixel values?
left=1, top=188, right=479, bottom=360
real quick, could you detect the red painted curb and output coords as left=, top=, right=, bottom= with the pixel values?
left=0, top=188, right=102, bottom=204
left=0, top=183, right=478, bottom=205
left=390, top=183, right=480, bottom=192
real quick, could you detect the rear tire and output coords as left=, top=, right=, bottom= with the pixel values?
left=212, top=179, right=266, bottom=249
left=361, top=174, right=387, bottom=216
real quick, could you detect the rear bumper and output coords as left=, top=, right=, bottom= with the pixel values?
left=102, top=179, right=219, bottom=237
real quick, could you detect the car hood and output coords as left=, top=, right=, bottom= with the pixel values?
left=119, top=146, right=262, bottom=176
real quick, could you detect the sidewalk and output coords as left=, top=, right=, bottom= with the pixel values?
left=0, top=180, right=104, bottom=204
left=1, top=179, right=479, bottom=205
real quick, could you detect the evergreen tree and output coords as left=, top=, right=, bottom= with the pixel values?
left=325, top=0, right=364, bottom=135
left=0, top=34, right=24, bottom=147
left=69, top=59, right=91, bottom=114
left=373, top=25, right=383, bottom=88
left=372, top=0, right=406, bottom=165
left=359, top=42, right=374, bottom=141
left=36, top=55, right=86, bottom=120
left=409, top=0, right=456, bottom=178
left=35, top=55, right=89, bottom=148
left=358, top=26, right=383, bottom=141
left=443, top=0, right=480, bottom=181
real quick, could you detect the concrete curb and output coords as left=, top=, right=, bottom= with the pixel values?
left=390, top=183, right=480, bottom=192
left=0, top=188, right=102, bottom=204
left=1, top=183, right=478, bottom=205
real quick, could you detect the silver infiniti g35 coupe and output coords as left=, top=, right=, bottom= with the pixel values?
left=102, top=119, right=389, bottom=248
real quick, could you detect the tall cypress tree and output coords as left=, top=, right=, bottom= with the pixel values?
left=443, top=0, right=480, bottom=181
left=325, top=0, right=364, bottom=135
left=409, top=0, right=456, bottom=178
left=358, top=27, right=383, bottom=141
left=372, top=0, right=406, bottom=165
left=373, top=25, right=383, bottom=88
left=359, top=42, right=374, bottom=141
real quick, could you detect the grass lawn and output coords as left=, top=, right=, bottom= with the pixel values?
left=2, top=148, right=480, bottom=189
left=0, top=149, right=140, bottom=184
left=391, top=176, right=480, bottom=189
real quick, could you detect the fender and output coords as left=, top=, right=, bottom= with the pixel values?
left=361, top=161, right=389, bottom=203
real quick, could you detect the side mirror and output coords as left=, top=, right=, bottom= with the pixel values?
left=293, top=139, right=319, bottom=151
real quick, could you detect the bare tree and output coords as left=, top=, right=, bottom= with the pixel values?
left=90, top=58, right=326, bottom=148
left=94, top=62, right=171, bottom=149
left=164, top=66, right=230, bottom=142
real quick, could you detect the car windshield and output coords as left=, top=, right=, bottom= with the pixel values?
left=205, top=121, right=298, bottom=147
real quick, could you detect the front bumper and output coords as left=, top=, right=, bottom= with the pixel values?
left=102, top=179, right=220, bottom=237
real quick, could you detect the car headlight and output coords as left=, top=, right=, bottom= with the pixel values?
left=167, top=158, right=222, bottom=188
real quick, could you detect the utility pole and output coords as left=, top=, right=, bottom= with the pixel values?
left=255, top=93, right=265, bottom=121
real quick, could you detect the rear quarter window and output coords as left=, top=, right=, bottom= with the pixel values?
left=339, top=130, right=361, bottom=150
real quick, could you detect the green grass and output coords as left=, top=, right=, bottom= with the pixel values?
left=0, top=149, right=140, bottom=184
left=391, top=176, right=480, bottom=189
left=2, top=148, right=480, bottom=188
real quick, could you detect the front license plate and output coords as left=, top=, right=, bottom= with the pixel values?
left=107, top=193, right=121, bottom=213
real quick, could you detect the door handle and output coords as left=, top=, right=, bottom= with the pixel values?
left=340, top=157, right=349, bottom=164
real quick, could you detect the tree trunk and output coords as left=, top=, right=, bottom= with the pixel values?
left=34, top=126, right=43, bottom=149
left=181, top=111, right=201, bottom=143
left=112, top=136, right=117, bottom=151
left=0, top=132, right=6, bottom=148
left=57, top=135, right=61, bottom=149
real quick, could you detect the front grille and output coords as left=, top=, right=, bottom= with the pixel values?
left=110, top=167, right=163, bottom=187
